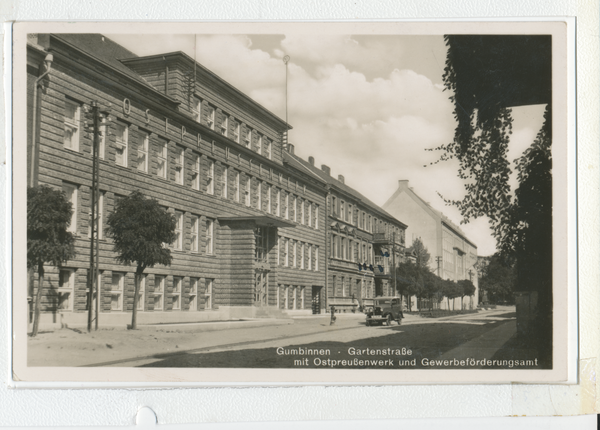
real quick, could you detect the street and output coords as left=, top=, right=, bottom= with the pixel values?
left=27, top=307, right=542, bottom=369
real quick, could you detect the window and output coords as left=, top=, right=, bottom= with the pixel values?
left=293, top=196, right=297, bottom=222
left=190, top=215, right=199, bottom=252
left=57, top=269, right=74, bottom=311
left=194, top=98, right=202, bottom=123
left=266, top=139, right=271, bottom=159
left=157, top=142, right=168, bottom=179
left=308, top=202, right=312, bottom=227
left=331, top=196, right=337, bottom=216
left=315, top=246, right=319, bottom=271
left=342, top=277, right=346, bottom=297
left=292, top=286, right=297, bottom=310
left=300, top=286, right=305, bottom=309
left=315, top=205, right=319, bottom=230
left=189, top=278, right=198, bottom=311
left=368, top=215, right=372, bottom=232
left=308, top=245, right=312, bottom=271
left=276, top=189, right=281, bottom=217
left=205, top=279, right=213, bottom=310
left=137, top=132, right=149, bottom=173
left=254, top=227, right=268, bottom=263
left=277, top=236, right=281, bottom=265
left=244, top=177, right=251, bottom=207
left=284, top=238, right=289, bottom=266
left=266, top=184, right=272, bottom=214
left=341, top=238, right=347, bottom=260
left=205, top=219, right=214, bottom=255
left=62, top=183, right=78, bottom=234
left=220, top=165, right=228, bottom=198
left=173, top=211, right=183, bottom=250
left=368, top=245, right=373, bottom=264
left=87, top=191, right=104, bottom=240
left=284, top=285, right=289, bottom=309
left=154, top=275, right=165, bottom=311
left=206, top=105, right=215, bottom=130
left=233, top=121, right=240, bottom=143
left=206, top=159, right=215, bottom=194
left=245, top=128, right=252, bottom=148
left=292, top=241, right=297, bottom=268
left=300, top=242, right=305, bottom=269
left=220, top=114, right=228, bottom=136
left=136, top=274, right=146, bottom=311
left=285, top=193, right=289, bottom=219
left=172, top=277, right=182, bottom=310
left=233, top=170, right=240, bottom=202
left=257, top=181, right=262, bottom=210
left=257, top=134, right=262, bottom=154
left=63, top=99, right=80, bottom=151
left=115, top=121, right=128, bottom=167
left=192, top=154, right=200, bottom=190
left=111, top=272, right=124, bottom=311
left=348, top=204, right=353, bottom=224
left=300, top=200, right=305, bottom=225
left=174, top=146, right=184, bottom=185
left=340, top=201, right=345, bottom=222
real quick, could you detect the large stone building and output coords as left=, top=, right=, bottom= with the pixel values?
left=285, top=152, right=407, bottom=309
left=27, top=33, right=327, bottom=326
left=383, top=180, right=479, bottom=309
left=26, top=33, right=411, bottom=327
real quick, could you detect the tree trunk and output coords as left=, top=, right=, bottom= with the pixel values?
left=31, top=263, right=45, bottom=337
left=447, top=296, right=450, bottom=311
left=131, top=270, right=140, bottom=330
left=461, top=296, right=464, bottom=310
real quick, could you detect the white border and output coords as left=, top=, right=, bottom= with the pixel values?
left=0, top=2, right=598, bottom=427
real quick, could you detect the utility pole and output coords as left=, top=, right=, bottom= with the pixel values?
left=85, top=101, right=111, bottom=332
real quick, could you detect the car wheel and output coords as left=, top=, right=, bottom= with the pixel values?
left=366, top=320, right=371, bottom=326
left=397, top=318, right=402, bottom=325
left=386, top=315, right=393, bottom=326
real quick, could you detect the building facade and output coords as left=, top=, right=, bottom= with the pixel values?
left=27, top=33, right=327, bottom=326
left=284, top=153, right=407, bottom=309
left=383, top=180, right=479, bottom=309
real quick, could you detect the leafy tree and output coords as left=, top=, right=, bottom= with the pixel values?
left=395, top=261, right=418, bottom=311
left=479, top=253, right=516, bottom=304
left=437, top=36, right=552, bottom=363
left=27, top=186, right=76, bottom=337
left=422, top=271, right=442, bottom=310
left=457, top=279, right=476, bottom=309
left=106, top=191, right=176, bottom=329
left=411, top=238, right=431, bottom=270
left=442, top=280, right=462, bottom=311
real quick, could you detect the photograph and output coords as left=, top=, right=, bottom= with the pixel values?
left=13, top=22, right=571, bottom=384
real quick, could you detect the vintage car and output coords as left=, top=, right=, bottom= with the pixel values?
left=365, top=296, right=403, bottom=326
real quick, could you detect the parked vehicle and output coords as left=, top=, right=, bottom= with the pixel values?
left=365, top=297, right=403, bottom=326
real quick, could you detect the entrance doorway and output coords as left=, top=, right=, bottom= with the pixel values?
left=311, top=286, right=322, bottom=314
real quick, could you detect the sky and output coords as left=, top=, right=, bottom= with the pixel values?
left=109, top=33, right=547, bottom=257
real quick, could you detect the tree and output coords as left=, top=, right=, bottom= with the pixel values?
left=422, top=271, right=442, bottom=310
left=457, top=279, right=476, bottom=310
left=106, top=191, right=176, bottom=329
left=437, top=36, right=553, bottom=364
left=27, top=186, right=76, bottom=337
left=442, top=280, right=462, bottom=311
left=479, top=253, right=516, bottom=304
left=395, top=261, right=418, bottom=311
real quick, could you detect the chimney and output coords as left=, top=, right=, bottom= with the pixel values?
left=338, top=174, right=345, bottom=184
left=321, top=165, right=331, bottom=176
left=399, top=180, right=409, bottom=188
left=308, top=156, right=315, bottom=166
left=287, top=143, right=295, bottom=154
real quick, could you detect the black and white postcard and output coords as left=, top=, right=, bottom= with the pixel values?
left=12, top=21, right=574, bottom=385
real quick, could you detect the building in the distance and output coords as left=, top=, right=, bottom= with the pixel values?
left=383, top=180, right=479, bottom=309
left=27, top=33, right=327, bottom=327
left=285, top=151, right=408, bottom=310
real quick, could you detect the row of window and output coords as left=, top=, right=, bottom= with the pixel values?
left=277, top=285, right=306, bottom=310
left=331, top=194, right=403, bottom=239
left=331, top=275, right=375, bottom=299
left=278, top=236, right=320, bottom=271
left=56, top=269, right=214, bottom=312
left=331, top=233, right=374, bottom=265
left=193, top=98, right=272, bottom=159
left=62, top=182, right=217, bottom=255
left=63, top=100, right=319, bottom=229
